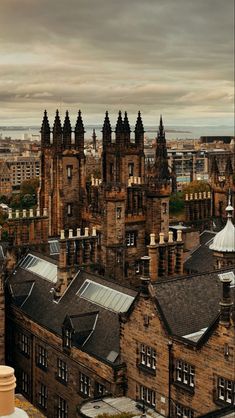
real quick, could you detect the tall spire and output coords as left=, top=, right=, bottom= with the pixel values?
left=115, top=110, right=124, bottom=144
left=40, top=110, right=50, bottom=147
left=210, top=156, right=220, bottom=180
left=63, top=110, right=72, bottom=149
left=134, top=111, right=144, bottom=147
left=123, top=111, right=131, bottom=142
left=225, top=157, right=233, bottom=176
left=53, top=109, right=63, bottom=148
left=92, top=128, right=97, bottom=152
left=154, top=115, right=169, bottom=183
left=75, top=110, right=85, bottom=150
left=102, top=111, right=112, bottom=146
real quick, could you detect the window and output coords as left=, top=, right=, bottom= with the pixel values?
left=21, top=371, right=30, bottom=395
left=18, top=333, right=30, bottom=356
left=140, top=385, right=156, bottom=407
left=95, top=382, right=106, bottom=397
left=175, top=360, right=195, bottom=389
left=172, top=402, right=194, bottom=418
left=110, top=163, right=114, bottom=181
left=63, top=329, right=72, bottom=349
left=217, top=377, right=235, bottom=405
left=57, top=359, right=68, bottom=383
left=140, top=344, right=156, bottom=370
left=116, top=207, right=122, bottom=219
left=67, top=203, right=72, bottom=216
left=128, top=163, right=134, bottom=177
left=126, top=231, right=136, bottom=247
left=66, top=165, right=72, bottom=179
left=36, top=345, right=47, bottom=369
left=56, top=396, right=68, bottom=418
left=79, top=372, right=91, bottom=397
left=162, top=202, right=167, bottom=214
left=38, top=383, right=47, bottom=410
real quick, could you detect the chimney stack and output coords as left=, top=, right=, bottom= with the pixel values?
left=219, top=273, right=233, bottom=327
left=0, top=365, right=29, bottom=417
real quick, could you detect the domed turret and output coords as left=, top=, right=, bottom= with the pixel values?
left=210, top=203, right=235, bottom=253
left=209, top=197, right=235, bottom=269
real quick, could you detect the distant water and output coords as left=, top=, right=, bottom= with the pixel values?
left=0, top=125, right=234, bottom=141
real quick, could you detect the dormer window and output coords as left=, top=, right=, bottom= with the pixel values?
left=63, top=328, right=72, bottom=349
left=64, top=329, right=72, bottom=349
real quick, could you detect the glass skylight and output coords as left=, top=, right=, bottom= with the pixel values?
left=49, top=240, right=60, bottom=255
left=77, top=279, right=134, bottom=313
left=20, top=253, right=57, bottom=283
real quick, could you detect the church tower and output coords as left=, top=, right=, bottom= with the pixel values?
left=39, top=110, right=86, bottom=236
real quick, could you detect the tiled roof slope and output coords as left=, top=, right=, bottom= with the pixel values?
left=154, top=268, right=235, bottom=337
left=7, top=252, right=137, bottom=364
left=184, top=231, right=216, bottom=273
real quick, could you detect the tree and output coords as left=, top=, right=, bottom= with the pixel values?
left=20, top=178, right=39, bottom=196
left=183, top=180, right=210, bottom=194
left=169, top=192, right=184, bottom=215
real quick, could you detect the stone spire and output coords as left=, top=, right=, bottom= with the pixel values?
left=134, top=111, right=144, bottom=147
left=92, top=129, right=97, bottom=151
left=63, top=110, right=72, bottom=149
left=154, top=115, right=170, bottom=184
left=123, top=111, right=131, bottom=142
left=115, top=110, right=124, bottom=144
left=75, top=110, right=85, bottom=150
left=52, top=110, right=63, bottom=149
left=210, top=155, right=220, bottom=180
left=225, top=156, right=233, bottom=176
left=40, top=110, right=50, bottom=147
left=102, top=111, right=112, bottom=146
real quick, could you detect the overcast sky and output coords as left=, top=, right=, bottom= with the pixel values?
left=0, top=0, right=234, bottom=127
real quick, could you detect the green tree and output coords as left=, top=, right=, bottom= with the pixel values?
left=169, top=192, right=184, bottom=215
left=183, top=180, right=210, bottom=194
left=20, top=178, right=39, bottom=196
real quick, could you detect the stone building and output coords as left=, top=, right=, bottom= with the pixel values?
left=39, top=110, right=174, bottom=284
left=120, top=266, right=235, bottom=417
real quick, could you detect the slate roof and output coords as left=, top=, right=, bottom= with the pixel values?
left=184, top=230, right=216, bottom=274
left=7, top=251, right=137, bottom=365
left=154, top=268, right=235, bottom=338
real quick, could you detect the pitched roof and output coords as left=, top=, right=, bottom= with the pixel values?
left=7, top=252, right=137, bottom=364
left=184, top=230, right=216, bottom=273
left=153, top=268, right=235, bottom=338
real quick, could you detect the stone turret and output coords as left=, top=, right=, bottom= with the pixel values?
left=63, top=110, right=72, bottom=149
left=40, top=110, right=50, bottom=148
left=75, top=110, right=85, bottom=151
left=134, top=111, right=144, bottom=148
left=52, top=109, right=63, bottom=149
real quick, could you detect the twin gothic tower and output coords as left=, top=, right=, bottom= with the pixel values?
left=39, top=110, right=174, bottom=281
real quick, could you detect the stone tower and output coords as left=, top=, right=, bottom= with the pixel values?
left=101, top=111, right=146, bottom=280
left=39, top=110, right=86, bottom=236
left=146, top=116, right=171, bottom=239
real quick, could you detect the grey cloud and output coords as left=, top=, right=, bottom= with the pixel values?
left=0, top=0, right=233, bottom=125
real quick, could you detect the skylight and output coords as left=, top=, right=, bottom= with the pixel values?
left=49, top=240, right=60, bottom=255
left=77, top=279, right=134, bottom=313
left=20, top=253, right=57, bottom=283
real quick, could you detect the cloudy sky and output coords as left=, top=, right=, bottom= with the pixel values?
left=0, top=0, right=234, bottom=127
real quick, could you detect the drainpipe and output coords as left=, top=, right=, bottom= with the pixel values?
left=167, top=341, right=173, bottom=418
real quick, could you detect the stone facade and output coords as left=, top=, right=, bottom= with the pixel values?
left=7, top=308, right=125, bottom=418
left=39, top=110, right=174, bottom=284
left=120, top=283, right=235, bottom=417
